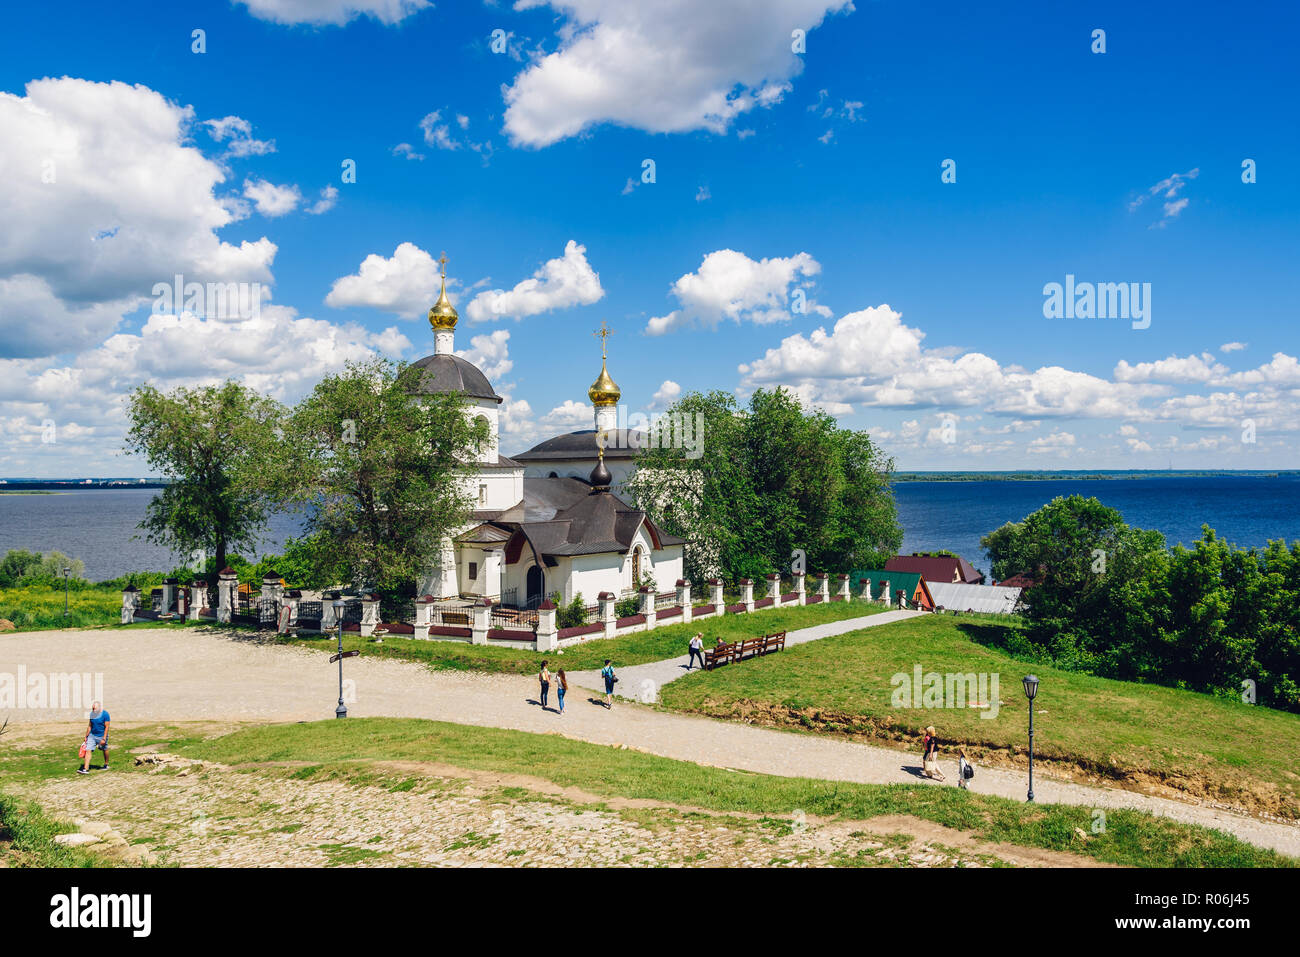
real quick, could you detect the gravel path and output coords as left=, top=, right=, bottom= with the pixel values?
left=567, top=609, right=924, bottom=701
left=3, top=626, right=1297, bottom=856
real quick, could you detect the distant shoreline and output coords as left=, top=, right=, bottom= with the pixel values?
left=891, top=470, right=1295, bottom=483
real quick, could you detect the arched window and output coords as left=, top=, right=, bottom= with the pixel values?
left=632, top=547, right=642, bottom=586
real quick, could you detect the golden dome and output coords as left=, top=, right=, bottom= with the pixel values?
left=588, top=321, right=620, bottom=407
left=588, top=357, right=620, bottom=407
left=428, top=253, right=458, bottom=331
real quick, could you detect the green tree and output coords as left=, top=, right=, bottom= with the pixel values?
left=284, top=358, right=488, bottom=604
left=125, top=381, right=288, bottom=572
left=626, top=387, right=901, bottom=582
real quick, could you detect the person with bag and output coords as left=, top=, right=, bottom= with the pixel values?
left=78, top=701, right=111, bottom=775
left=555, top=669, right=568, bottom=714
left=957, top=748, right=974, bottom=789
left=538, top=660, right=551, bottom=709
left=687, top=633, right=705, bottom=670
left=922, top=725, right=945, bottom=781
left=600, top=659, right=617, bottom=709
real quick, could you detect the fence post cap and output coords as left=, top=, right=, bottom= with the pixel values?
left=539, top=599, right=556, bottom=610
left=675, top=579, right=689, bottom=587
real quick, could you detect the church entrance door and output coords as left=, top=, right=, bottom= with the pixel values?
left=526, top=565, right=544, bottom=609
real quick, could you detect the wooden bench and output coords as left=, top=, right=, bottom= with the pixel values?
left=704, top=631, right=787, bottom=670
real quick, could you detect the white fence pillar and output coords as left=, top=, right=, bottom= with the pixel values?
left=640, top=586, right=657, bottom=630
left=817, top=574, right=830, bottom=602
left=709, top=579, right=724, bottom=613
left=188, top=580, right=208, bottom=621
left=599, top=591, right=617, bottom=637
left=216, top=570, right=237, bottom=623
left=738, top=579, right=754, bottom=613
left=471, top=599, right=491, bottom=645
left=676, top=579, right=692, bottom=623
left=536, top=600, right=558, bottom=651
left=766, top=573, right=781, bottom=607
left=794, top=572, right=806, bottom=606
left=837, top=574, right=851, bottom=601
left=121, top=586, right=139, bottom=624
left=413, top=596, right=433, bottom=640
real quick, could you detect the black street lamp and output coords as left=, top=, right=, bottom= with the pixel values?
left=1022, top=674, right=1039, bottom=802
left=333, top=599, right=348, bottom=718
left=62, top=566, right=71, bottom=617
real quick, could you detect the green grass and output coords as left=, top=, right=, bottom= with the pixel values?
left=286, top=599, right=884, bottom=673
left=658, top=613, right=1300, bottom=819
left=0, top=583, right=242, bottom=633
left=0, top=792, right=110, bottom=867
left=177, top=717, right=1294, bottom=868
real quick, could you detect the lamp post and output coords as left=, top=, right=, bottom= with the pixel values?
left=62, top=566, right=71, bottom=617
left=334, top=599, right=347, bottom=719
left=1022, top=674, right=1039, bottom=802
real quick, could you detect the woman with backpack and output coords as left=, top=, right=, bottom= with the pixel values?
left=600, top=659, right=617, bottom=709
left=555, top=669, right=568, bottom=715
left=538, top=660, right=551, bottom=710
left=957, top=748, right=974, bottom=789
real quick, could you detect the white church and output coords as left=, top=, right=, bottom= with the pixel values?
left=413, top=258, right=684, bottom=609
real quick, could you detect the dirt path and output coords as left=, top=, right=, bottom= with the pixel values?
left=3, top=627, right=1297, bottom=856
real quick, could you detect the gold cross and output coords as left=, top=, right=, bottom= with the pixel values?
left=594, top=320, right=612, bottom=359
left=438, top=252, right=448, bottom=278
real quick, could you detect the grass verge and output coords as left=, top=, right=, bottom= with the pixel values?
left=658, top=613, right=1300, bottom=820
left=177, top=717, right=1294, bottom=868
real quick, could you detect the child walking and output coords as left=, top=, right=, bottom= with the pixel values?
left=556, top=669, right=568, bottom=714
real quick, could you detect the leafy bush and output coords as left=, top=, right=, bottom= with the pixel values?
left=553, top=592, right=588, bottom=629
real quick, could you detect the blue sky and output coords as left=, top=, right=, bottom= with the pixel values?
left=1, top=0, right=1298, bottom=475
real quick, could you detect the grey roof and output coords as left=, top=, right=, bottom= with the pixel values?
left=508, top=476, right=684, bottom=558
left=409, top=353, right=501, bottom=403
left=514, top=429, right=646, bottom=461
left=927, top=582, right=1022, bottom=614
left=481, top=454, right=523, bottom=470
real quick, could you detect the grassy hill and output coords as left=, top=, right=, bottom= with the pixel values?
left=659, top=614, right=1300, bottom=820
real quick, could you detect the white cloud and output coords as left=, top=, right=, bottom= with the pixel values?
left=1130, top=168, right=1199, bottom=227
left=465, top=240, right=603, bottom=322
left=646, top=249, right=829, bottom=336
left=1220, top=341, right=1247, bottom=353
left=502, top=0, right=853, bottom=147
left=392, top=142, right=424, bottom=161
left=649, top=379, right=681, bottom=409
left=203, top=115, right=276, bottom=157
left=0, top=275, right=130, bottom=359
left=306, top=185, right=339, bottom=215
left=1027, top=431, right=1077, bottom=454
left=0, top=305, right=394, bottom=472
left=243, top=177, right=302, bottom=217
left=539, top=399, right=593, bottom=432
left=420, top=110, right=461, bottom=151
left=233, top=0, right=431, bottom=26
left=324, top=242, right=446, bottom=319
left=457, top=329, right=513, bottom=381
left=0, top=77, right=277, bottom=358
left=1114, top=352, right=1225, bottom=384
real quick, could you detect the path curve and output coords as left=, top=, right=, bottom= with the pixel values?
left=2, top=627, right=1296, bottom=856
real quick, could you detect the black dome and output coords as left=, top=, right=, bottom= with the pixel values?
left=408, top=353, right=501, bottom=403
left=514, top=428, right=646, bottom=461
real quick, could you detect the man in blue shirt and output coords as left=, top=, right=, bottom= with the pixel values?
left=78, top=702, right=111, bottom=774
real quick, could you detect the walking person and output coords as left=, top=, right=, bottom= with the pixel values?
left=556, top=669, right=567, bottom=714
left=922, top=725, right=946, bottom=781
left=957, top=748, right=973, bottom=789
left=538, top=660, right=551, bottom=709
left=687, top=632, right=705, bottom=670
left=600, top=659, right=617, bottom=709
left=78, top=701, right=111, bottom=775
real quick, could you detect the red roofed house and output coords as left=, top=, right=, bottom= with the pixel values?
left=884, top=553, right=985, bottom=585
